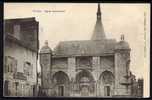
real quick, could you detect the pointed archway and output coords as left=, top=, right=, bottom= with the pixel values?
left=52, top=71, right=70, bottom=96
left=75, top=70, right=95, bottom=96
left=99, top=71, right=114, bottom=97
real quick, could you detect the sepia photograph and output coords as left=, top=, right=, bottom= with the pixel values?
left=3, top=3, right=150, bottom=97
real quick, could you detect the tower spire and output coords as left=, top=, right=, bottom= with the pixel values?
left=91, top=3, right=106, bottom=40
left=97, top=3, right=101, bottom=20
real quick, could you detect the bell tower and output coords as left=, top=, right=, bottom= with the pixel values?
left=114, top=35, right=131, bottom=97
left=40, top=40, right=52, bottom=96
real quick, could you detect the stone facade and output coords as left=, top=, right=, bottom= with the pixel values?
left=4, top=17, right=39, bottom=97
left=39, top=4, right=143, bottom=97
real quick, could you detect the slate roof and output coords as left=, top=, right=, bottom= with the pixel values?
left=53, top=39, right=117, bottom=57
left=4, top=17, right=39, bottom=52
left=91, top=4, right=106, bottom=40
left=91, top=20, right=105, bottom=40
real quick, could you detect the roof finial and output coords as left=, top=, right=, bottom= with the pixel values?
left=98, top=3, right=101, bottom=13
left=97, top=3, right=101, bottom=20
left=45, top=40, right=48, bottom=46
left=121, top=34, right=125, bottom=41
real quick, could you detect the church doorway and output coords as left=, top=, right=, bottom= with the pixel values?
left=99, top=71, right=114, bottom=97
left=58, top=85, right=64, bottom=96
left=75, top=70, right=95, bottom=96
left=104, top=86, right=110, bottom=96
left=80, top=85, right=89, bottom=96
left=52, top=71, right=70, bottom=96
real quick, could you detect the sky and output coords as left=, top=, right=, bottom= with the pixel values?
left=4, top=3, right=150, bottom=97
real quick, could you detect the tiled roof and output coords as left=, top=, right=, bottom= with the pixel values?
left=53, top=39, right=117, bottom=57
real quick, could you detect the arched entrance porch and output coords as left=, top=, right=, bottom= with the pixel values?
left=52, top=71, right=70, bottom=96
left=75, top=70, right=95, bottom=96
left=98, top=71, right=114, bottom=97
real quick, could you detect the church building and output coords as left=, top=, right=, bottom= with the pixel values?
left=39, top=4, right=143, bottom=97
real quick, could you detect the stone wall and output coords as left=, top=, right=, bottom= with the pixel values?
left=50, top=55, right=116, bottom=97
left=67, top=57, right=76, bottom=80
left=114, top=50, right=130, bottom=96
left=100, top=56, right=114, bottom=73
left=51, top=57, right=69, bottom=78
left=5, top=41, right=37, bottom=83
left=4, top=41, right=37, bottom=96
left=52, top=57, right=68, bottom=70
left=40, top=53, right=51, bottom=89
left=40, top=50, right=134, bottom=97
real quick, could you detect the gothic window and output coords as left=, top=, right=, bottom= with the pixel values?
left=100, top=56, right=114, bottom=69
left=52, top=57, right=68, bottom=69
left=53, top=72, right=69, bottom=85
left=102, top=71, right=114, bottom=84
left=76, top=57, right=92, bottom=68
left=4, top=56, right=17, bottom=73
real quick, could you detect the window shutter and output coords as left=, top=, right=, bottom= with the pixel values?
left=4, top=80, right=9, bottom=96
left=4, top=57, right=8, bottom=73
